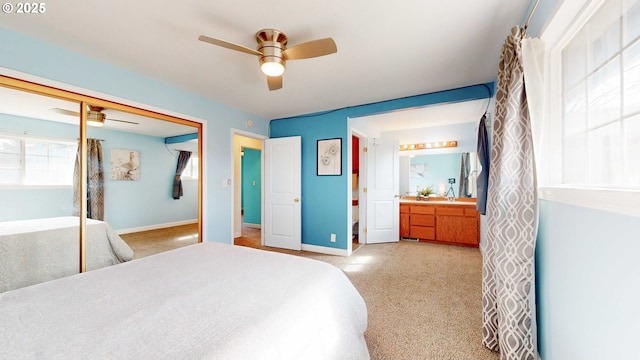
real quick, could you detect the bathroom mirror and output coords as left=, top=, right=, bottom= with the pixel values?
left=399, top=152, right=479, bottom=198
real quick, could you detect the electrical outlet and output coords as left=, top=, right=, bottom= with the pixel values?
left=330, top=233, right=336, bottom=242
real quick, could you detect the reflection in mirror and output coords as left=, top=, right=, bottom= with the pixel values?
left=0, top=81, right=201, bottom=292
left=399, top=152, right=480, bottom=198
left=0, top=85, right=84, bottom=291
left=83, top=106, right=201, bottom=261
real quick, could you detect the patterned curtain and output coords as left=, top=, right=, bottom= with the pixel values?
left=482, top=27, right=538, bottom=360
left=172, top=150, right=192, bottom=199
left=73, top=138, right=104, bottom=220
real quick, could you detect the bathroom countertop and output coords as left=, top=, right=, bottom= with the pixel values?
left=399, top=199, right=476, bottom=205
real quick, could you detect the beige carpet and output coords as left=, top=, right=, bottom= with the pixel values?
left=122, top=225, right=498, bottom=360
left=119, top=223, right=199, bottom=259
left=272, top=242, right=499, bottom=360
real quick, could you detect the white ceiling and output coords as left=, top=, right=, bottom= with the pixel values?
left=0, top=0, right=531, bottom=124
left=357, top=99, right=490, bottom=133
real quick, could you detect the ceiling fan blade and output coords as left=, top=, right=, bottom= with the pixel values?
left=283, top=38, right=337, bottom=60
left=267, top=76, right=283, bottom=91
left=50, top=108, right=80, bottom=117
left=107, top=118, right=139, bottom=125
left=198, top=35, right=262, bottom=56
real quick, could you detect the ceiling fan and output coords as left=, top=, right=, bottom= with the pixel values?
left=50, top=105, right=139, bottom=127
left=198, top=28, right=337, bottom=91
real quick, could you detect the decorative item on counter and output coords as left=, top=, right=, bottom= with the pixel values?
left=446, top=178, right=456, bottom=201
left=418, top=186, right=435, bottom=201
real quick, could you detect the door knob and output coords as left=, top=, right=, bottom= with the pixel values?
left=294, top=197, right=300, bottom=202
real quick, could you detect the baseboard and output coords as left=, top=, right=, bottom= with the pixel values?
left=116, top=219, right=198, bottom=235
left=302, top=243, right=349, bottom=257
left=243, top=223, right=261, bottom=229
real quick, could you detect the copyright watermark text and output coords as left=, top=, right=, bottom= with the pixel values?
left=2, top=3, right=46, bottom=14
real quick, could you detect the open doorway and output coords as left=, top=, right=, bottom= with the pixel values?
left=350, top=131, right=365, bottom=251
left=232, top=131, right=265, bottom=248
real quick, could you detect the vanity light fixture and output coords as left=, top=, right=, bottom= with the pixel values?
left=398, top=140, right=457, bottom=151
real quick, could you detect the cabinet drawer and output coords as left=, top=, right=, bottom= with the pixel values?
left=464, top=208, right=478, bottom=217
left=411, top=205, right=435, bottom=215
left=411, top=214, right=435, bottom=226
left=436, top=207, right=464, bottom=216
left=411, top=226, right=435, bottom=240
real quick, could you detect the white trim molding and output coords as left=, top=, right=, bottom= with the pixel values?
left=302, top=243, right=350, bottom=257
left=540, top=187, right=640, bottom=219
left=116, top=219, right=199, bottom=235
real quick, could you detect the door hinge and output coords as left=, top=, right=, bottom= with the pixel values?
left=363, top=147, right=367, bottom=153
left=363, top=228, right=367, bottom=234
left=363, top=187, right=367, bottom=193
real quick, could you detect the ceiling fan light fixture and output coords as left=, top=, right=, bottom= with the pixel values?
left=86, top=111, right=105, bottom=127
left=260, top=58, right=285, bottom=77
left=199, top=28, right=335, bottom=90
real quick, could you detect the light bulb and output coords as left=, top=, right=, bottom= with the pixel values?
left=87, top=120, right=104, bottom=127
left=261, top=62, right=285, bottom=77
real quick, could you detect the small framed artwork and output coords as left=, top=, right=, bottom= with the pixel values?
left=110, top=149, right=140, bottom=181
left=317, top=138, right=342, bottom=176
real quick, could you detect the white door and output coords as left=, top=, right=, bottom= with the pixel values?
left=264, top=136, right=302, bottom=250
left=365, top=138, right=399, bottom=244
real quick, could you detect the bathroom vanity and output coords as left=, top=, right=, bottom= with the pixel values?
left=400, top=198, right=479, bottom=247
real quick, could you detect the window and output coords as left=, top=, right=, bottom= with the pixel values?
left=540, top=0, right=640, bottom=217
left=182, top=156, right=199, bottom=180
left=561, top=0, right=640, bottom=188
left=0, top=135, right=76, bottom=186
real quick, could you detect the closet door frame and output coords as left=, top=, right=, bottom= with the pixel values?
left=0, top=75, right=204, bottom=272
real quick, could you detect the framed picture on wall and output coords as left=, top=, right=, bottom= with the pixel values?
left=110, top=149, right=140, bottom=181
left=317, top=138, right=342, bottom=176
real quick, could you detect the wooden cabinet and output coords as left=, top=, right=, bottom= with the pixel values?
left=409, top=205, right=435, bottom=241
left=400, top=204, right=410, bottom=238
left=400, top=201, right=479, bottom=247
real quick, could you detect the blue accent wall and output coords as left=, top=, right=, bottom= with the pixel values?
left=241, top=148, right=261, bottom=225
left=165, top=133, right=198, bottom=144
left=0, top=26, right=269, bottom=242
left=270, top=83, right=494, bottom=250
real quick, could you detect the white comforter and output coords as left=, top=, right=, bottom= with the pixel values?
left=0, top=242, right=369, bottom=359
left=0, top=216, right=134, bottom=292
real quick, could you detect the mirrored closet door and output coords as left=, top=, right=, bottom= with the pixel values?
left=0, top=76, right=202, bottom=292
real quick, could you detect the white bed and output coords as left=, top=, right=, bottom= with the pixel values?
left=0, top=242, right=369, bottom=359
left=0, top=216, right=134, bottom=292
